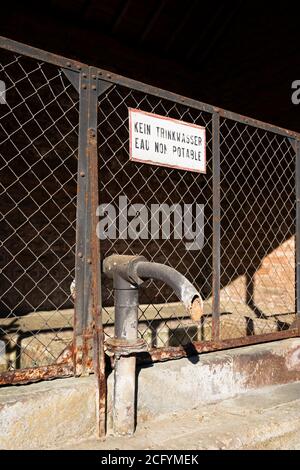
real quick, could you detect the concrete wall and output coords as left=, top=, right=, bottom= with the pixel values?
left=1, top=338, right=300, bottom=449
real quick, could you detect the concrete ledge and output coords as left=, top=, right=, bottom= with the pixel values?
left=1, top=338, right=300, bottom=448
left=107, top=338, right=300, bottom=423
left=64, top=381, right=300, bottom=450
left=0, top=376, right=97, bottom=449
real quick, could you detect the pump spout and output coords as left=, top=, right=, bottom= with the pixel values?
left=133, top=261, right=203, bottom=321
left=103, top=255, right=204, bottom=322
left=103, top=254, right=204, bottom=436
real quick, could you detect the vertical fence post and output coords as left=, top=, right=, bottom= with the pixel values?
left=74, top=66, right=106, bottom=437
left=212, top=111, right=221, bottom=340
left=74, top=65, right=92, bottom=373
left=89, top=67, right=106, bottom=438
left=296, top=139, right=300, bottom=329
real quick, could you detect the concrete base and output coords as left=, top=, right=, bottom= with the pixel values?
left=1, top=338, right=300, bottom=449
left=107, top=337, right=300, bottom=425
left=63, top=381, right=300, bottom=450
left=0, top=376, right=97, bottom=449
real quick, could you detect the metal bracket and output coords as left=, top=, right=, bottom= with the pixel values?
left=62, top=68, right=80, bottom=92
left=105, top=337, right=148, bottom=357
left=97, top=79, right=113, bottom=98
left=62, top=68, right=113, bottom=98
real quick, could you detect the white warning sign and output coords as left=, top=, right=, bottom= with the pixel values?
left=129, top=108, right=206, bottom=173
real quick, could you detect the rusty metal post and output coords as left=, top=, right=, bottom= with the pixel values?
left=296, top=139, right=300, bottom=328
left=212, top=111, right=221, bottom=340
left=74, top=66, right=93, bottom=372
left=89, top=68, right=107, bottom=438
left=74, top=67, right=106, bottom=437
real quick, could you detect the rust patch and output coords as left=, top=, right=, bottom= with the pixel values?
left=234, top=349, right=300, bottom=389
left=105, top=337, right=148, bottom=357
left=56, top=344, right=74, bottom=365
left=0, top=363, right=73, bottom=386
left=73, top=332, right=94, bottom=374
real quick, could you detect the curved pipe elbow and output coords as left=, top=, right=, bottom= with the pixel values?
left=102, top=255, right=204, bottom=322
left=135, top=261, right=204, bottom=322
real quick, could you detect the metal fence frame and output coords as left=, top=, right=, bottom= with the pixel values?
left=1, top=36, right=300, bottom=435
left=95, top=65, right=300, bottom=363
left=0, top=37, right=85, bottom=386
left=0, top=41, right=104, bottom=386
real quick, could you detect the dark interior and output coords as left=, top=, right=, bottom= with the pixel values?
left=2, top=1, right=300, bottom=132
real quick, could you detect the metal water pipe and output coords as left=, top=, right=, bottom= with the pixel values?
left=103, top=254, right=203, bottom=436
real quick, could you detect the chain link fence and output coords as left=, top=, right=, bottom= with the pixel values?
left=98, top=83, right=298, bottom=352
left=0, top=47, right=79, bottom=373
left=220, top=119, right=296, bottom=339
left=0, top=36, right=299, bottom=384
left=98, top=84, right=213, bottom=348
